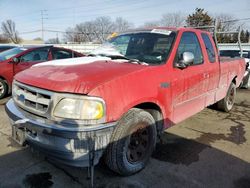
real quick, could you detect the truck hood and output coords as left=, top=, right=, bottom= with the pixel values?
left=15, top=56, right=148, bottom=94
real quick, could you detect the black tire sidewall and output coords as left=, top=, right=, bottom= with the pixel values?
left=107, top=109, right=157, bottom=175
left=122, top=115, right=156, bottom=172
left=0, top=79, right=8, bottom=99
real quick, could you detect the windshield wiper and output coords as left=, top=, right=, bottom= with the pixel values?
left=106, top=55, right=146, bottom=65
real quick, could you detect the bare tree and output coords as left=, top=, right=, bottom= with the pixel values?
left=160, top=12, right=185, bottom=27
left=0, top=34, right=9, bottom=43
left=143, top=12, right=185, bottom=28
left=64, top=27, right=80, bottom=43
left=215, top=14, right=239, bottom=31
left=64, top=16, right=133, bottom=43
left=46, top=38, right=60, bottom=44
left=1, top=20, right=21, bottom=43
left=75, top=21, right=98, bottom=42
left=94, top=16, right=115, bottom=42
left=214, top=14, right=246, bottom=43
left=114, top=17, right=133, bottom=33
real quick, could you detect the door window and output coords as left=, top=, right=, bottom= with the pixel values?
left=201, top=33, right=216, bottom=63
left=176, top=32, right=204, bottom=65
left=20, top=48, right=49, bottom=62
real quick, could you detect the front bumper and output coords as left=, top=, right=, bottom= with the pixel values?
left=5, top=99, right=117, bottom=167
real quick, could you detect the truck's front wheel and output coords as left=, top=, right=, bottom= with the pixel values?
left=105, top=108, right=157, bottom=176
left=217, top=82, right=236, bottom=112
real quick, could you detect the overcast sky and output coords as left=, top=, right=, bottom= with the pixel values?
left=0, top=0, right=249, bottom=41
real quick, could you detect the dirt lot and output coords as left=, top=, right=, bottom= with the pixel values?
left=0, top=90, right=250, bottom=188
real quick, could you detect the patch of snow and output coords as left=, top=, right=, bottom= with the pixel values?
left=33, top=56, right=111, bottom=67
left=90, top=43, right=124, bottom=57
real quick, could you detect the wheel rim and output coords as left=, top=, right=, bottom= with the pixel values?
left=227, top=87, right=235, bottom=108
left=126, top=123, right=150, bottom=163
left=0, top=82, right=4, bottom=95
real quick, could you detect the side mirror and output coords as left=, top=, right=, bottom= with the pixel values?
left=11, top=57, right=19, bottom=63
left=175, top=52, right=194, bottom=69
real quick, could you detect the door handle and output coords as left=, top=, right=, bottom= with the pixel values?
left=203, top=73, right=209, bottom=78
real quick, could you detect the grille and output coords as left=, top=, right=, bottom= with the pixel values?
left=13, top=81, right=53, bottom=117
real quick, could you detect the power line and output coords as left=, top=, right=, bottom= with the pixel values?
left=221, top=17, right=250, bottom=23
left=47, top=1, right=168, bottom=21
left=48, top=0, right=146, bottom=16
left=19, top=30, right=41, bottom=34
left=2, top=0, right=118, bottom=20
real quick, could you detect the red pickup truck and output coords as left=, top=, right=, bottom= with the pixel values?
left=5, top=27, right=245, bottom=176
left=0, top=46, right=83, bottom=99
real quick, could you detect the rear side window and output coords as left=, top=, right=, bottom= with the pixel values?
left=201, top=33, right=216, bottom=63
left=176, top=32, right=203, bottom=65
left=52, top=49, right=73, bottom=60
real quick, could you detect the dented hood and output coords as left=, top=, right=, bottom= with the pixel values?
left=14, top=56, right=147, bottom=94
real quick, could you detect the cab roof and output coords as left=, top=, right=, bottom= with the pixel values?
left=121, top=27, right=212, bottom=36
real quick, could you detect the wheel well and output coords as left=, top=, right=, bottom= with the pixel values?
left=232, top=76, right=237, bottom=85
left=134, top=102, right=164, bottom=135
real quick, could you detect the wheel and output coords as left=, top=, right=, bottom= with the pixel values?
left=105, top=108, right=157, bottom=176
left=217, top=82, right=236, bottom=112
left=0, top=79, right=8, bottom=99
left=241, top=71, right=250, bottom=89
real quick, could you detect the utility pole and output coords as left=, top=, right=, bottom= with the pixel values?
left=56, top=32, right=59, bottom=44
left=41, top=10, right=48, bottom=42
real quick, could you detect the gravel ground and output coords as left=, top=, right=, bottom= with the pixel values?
left=0, top=90, right=249, bottom=188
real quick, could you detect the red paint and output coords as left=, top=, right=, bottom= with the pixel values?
left=0, top=46, right=83, bottom=90
left=14, top=28, right=245, bottom=128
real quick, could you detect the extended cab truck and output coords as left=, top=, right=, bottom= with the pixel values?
left=0, top=46, right=83, bottom=99
left=5, top=27, right=245, bottom=176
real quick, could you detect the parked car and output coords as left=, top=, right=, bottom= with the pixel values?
left=0, top=45, right=16, bottom=53
left=0, top=46, right=84, bottom=99
left=220, top=49, right=250, bottom=88
left=6, top=27, right=245, bottom=176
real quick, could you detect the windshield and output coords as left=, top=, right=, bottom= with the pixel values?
left=91, top=31, right=176, bottom=65
left=0, top=47, right=27, bottom=61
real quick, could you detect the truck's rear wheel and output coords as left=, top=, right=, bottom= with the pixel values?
left=0, top=79, right=8, bottom=99
left=217, top=82, right=236, bottom=112
left=241, top=72, right=250, bottom=89
left=105, top=108, right=156, bottom=176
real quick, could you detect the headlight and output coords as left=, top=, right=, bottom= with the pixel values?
left=53, top=98, right=105, bottom=120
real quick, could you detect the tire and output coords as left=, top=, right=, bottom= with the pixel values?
left=0, top=79, right=8, bottom=100
left=217, top=82, right=236, bottom=112
left=241, top=72, right=250, bottom=89
left=105, top=108, right=157, bottom=176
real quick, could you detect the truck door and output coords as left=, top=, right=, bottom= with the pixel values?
left=201, top=33, right=220, bottom=106
left=172, top=31, right=208, bottom=123
left=14, top=48, right=50, bottom=75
